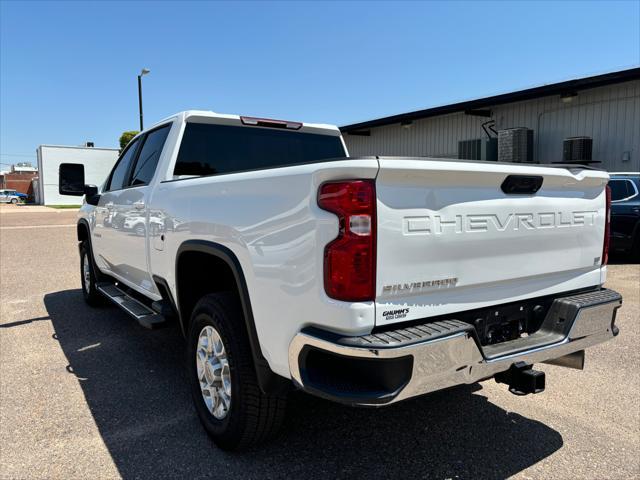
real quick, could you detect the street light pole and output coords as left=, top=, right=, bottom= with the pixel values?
left=137, top=68, right=150, bottom=131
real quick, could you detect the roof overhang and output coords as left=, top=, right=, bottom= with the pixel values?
left=340, top=67, right=640, bottom=133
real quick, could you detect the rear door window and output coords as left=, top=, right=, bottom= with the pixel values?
left=173, top=123, right=346, bottom=177
left=129, top=124, right=171, bottom=186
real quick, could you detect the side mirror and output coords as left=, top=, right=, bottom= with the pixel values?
left=84, top=185, right=100, bottom=206
left=59, top=163, right=86, bottom=196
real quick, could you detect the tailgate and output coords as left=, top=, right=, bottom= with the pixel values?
left=375, top=158, right=609, bottom=326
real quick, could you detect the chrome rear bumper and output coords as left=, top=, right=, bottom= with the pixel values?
left=288, top=289, right=622, bottom=406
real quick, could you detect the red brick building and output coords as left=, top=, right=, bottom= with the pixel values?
left=0, top=172, right=38, bottom=197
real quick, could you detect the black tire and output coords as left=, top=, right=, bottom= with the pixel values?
left=10, top=198, right=17, bottom=204
left=187, top=293, right=287, bottom=450
left=80, top=241, right=105, bottom=306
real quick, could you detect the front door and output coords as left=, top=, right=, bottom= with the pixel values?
left=93, top=136, right=142, bottom=284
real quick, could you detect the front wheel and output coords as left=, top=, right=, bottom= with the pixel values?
left=10, top=198, right=18, bottom=204
left=187, top=293, right=287, bottom=450
left=80, top=241, right=104, bottom=306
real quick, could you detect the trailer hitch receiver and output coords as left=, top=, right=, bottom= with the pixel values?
left=495, top=361, right=545, bottom=396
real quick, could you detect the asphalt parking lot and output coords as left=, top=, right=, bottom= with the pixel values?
left=1, top=205, right=639, bottom=479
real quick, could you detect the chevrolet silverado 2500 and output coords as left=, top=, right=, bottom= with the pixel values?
left=59, top=111, right=622, bottom=450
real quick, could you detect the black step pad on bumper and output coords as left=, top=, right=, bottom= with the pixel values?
left=304, top=319, right=473, bottom=350
left=551, top=289, right=623, bottom=320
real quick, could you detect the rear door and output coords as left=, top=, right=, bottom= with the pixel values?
left=94, top=124, right=171, bottom=296
left=374, top=158, right=609, bottom=326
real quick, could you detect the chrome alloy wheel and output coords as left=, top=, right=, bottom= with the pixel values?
left=82, top=254, right=91, bottom=292
left=196, top=325, right=232, bottom=419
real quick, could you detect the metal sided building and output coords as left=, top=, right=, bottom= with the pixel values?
left=36, top=145, right=119, bottom=205
left=341, top=67, right=640, bottom=172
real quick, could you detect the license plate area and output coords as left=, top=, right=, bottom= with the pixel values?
left=472, top=300, right=553, bottom=345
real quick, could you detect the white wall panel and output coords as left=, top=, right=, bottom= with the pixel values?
left=37, top=146, right=119, bottom=205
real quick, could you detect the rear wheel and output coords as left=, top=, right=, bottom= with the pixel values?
left=187, top=293, right=287, bottom=450
left=80, top=241, right=104, bottom=306
left=10, top=198, right=17, bottom=204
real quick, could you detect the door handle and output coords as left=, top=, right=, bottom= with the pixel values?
left=134, top=201, right=145, bottom=210
left=105, top=202, right=114, bottom=210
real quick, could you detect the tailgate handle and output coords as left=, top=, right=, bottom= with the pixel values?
left=501, top=175, right=543, bottom=195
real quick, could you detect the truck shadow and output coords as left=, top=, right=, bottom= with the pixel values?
left=44, top=289, right=563, bottom=480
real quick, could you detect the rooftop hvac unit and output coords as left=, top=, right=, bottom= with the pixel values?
left=458, top=138, right=498, bottom=161
left=498, top=128, right=534, bottom=163
left=563, top=137, right=592, bottom=162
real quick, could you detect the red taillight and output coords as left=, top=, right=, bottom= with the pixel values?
left=318, top=180, right=376, bottom=301
left=602, top=184, right=611, bottom=266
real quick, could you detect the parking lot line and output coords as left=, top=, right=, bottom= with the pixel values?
left=0, top=224, right=76, bottom=230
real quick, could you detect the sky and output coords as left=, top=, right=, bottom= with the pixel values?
left=1, top=1, right=639, bottom=168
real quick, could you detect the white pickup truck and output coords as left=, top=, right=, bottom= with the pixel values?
left=60, top=110, right=622, bottom=450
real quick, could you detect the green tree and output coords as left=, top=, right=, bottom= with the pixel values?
left=119, top=130, right=139, bottom=150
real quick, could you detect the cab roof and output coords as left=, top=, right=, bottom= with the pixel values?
left=151, top=110, right=341, bottom=137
